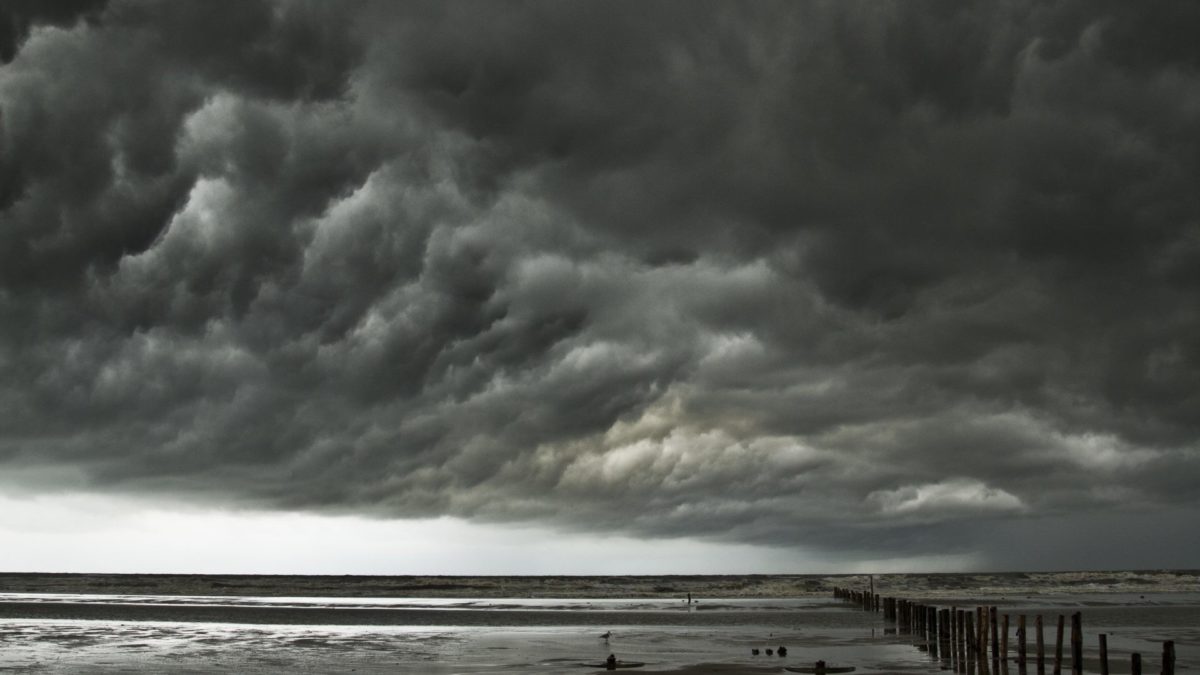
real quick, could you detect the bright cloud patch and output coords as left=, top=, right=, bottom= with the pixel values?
left=869, top=479, right=1026, bottom=519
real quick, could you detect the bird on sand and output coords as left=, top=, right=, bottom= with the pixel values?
left=600, top=630, right=612, bottom=641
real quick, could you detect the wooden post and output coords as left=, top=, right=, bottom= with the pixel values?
left=980, top=607, right=990, bottom=675
left=1098, top=633, right=1108, bottom=675
left=1018, top=615, right=1027, bottom=675
left=1002, top=615, right=1009, bottom=672
left=979, top=605, right=988, bottom=672
left=1130, top=653, right=1141, bottom=675
left=950, top=607, right=958, bottom=670
left=930, top=606, right=939, bottom=656
left=1036, top=615, right=1045, bottom=675
left=1053, top=615, right=1064, bottom=675
left=991, top=607, right=1000, bottom=670
left=1070, top=612, right=1082, bottom=675
left=941, top=608, right=952, bottom=665
left=1162, top=640, right=1175, bottom=675
left=960, top=607, right=969, bottom=662
left=966, top=612, right=976, bottom=662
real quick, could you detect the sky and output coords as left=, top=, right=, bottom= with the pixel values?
left=1, top=1, right=1198, bottom=575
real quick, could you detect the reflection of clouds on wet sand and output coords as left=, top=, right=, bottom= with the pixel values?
left=0, top=622, right=463, bottom=674
left=0, top=621, right=941, bottom=674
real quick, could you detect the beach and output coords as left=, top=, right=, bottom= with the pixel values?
left=0, top=572, right=1196, bottom=673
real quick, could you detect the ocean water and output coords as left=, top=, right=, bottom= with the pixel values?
left=0, top=572, right=1196, bottom=673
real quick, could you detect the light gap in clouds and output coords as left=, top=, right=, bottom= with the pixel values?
left=0, top=492, right=831, bottom=575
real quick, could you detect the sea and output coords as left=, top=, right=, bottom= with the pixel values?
left=0, top=571, right=1196, bottom=673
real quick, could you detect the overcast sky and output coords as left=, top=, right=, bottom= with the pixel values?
left=1, top=1, right=1198, bottom=574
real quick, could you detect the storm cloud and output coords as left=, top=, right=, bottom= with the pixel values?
left=2, top=0, right=1198, bottom=566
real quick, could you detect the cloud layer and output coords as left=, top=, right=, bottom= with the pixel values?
left=2, top=1, right=1199, bottom=566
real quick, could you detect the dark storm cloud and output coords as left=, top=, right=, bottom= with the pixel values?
left=2, top=0, right=1199, bottom=565
left=0, top=0, right=107, bottom=63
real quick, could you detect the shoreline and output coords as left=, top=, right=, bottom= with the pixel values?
left=0, top=586, right=1196, bottom=674
left=1, top=570, right=1198, bottom=599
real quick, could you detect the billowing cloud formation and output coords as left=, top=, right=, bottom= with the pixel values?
left=2, top=1, right=1199, bottom=566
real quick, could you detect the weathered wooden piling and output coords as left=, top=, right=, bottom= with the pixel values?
left=1070, top=612, right=1082, bottom=675
left=948, top=606, right=956, bottom=670
left=979, top=607, right=990, bottom=674
left=1098, top=633, right=1108, bottom=675
left=1018, top=615, right=1028, bottom=675
left=1053, top=615, right=1064, bottom=675
left=1162, top=640, right=1175, bottom=675
left=990, top=607, right=1000, bottom=670
left=940, top=608, right=952, bottom=664
left=966, top=611, right=976, bottom=661
left=979, top=607, right=988, bottom=667
left=1130, top=653, right=1141, bottom=675
left=1001, top=615, right=1009, bottom=670
left=1035, top=615, right=1045, bottom=675
left=929, top=606, right=939, bottom=656
left=957, top=609, right=967, bottom=667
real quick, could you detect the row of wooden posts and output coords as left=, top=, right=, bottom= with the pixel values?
left=832, top=585, right=1176, bottom=675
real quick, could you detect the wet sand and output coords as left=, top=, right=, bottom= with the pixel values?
left=0, top=572, right=1197, bottom=673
